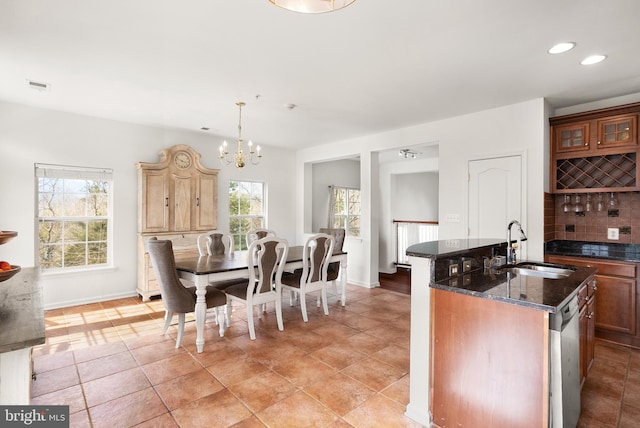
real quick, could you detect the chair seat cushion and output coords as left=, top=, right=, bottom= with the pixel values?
left=223, top=280, right=252, bottom=299
left=210, top=278, right=249, bottom=291
left=186, top=285, right=228, bottom=308
left=281, top=271, right=302, bottom=288
left=327, top=262, right=339, bottom=281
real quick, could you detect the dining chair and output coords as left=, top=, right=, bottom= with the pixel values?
left=281, top=233, right=335, bottom=322
left=319, top=228, right=345, bottom=297
left=147, top=238, right=228, bottom=348
left=197, top=230, right=234, bottom=256
left=224, top=237, right=289, bottom=340
left=246, top=228, right=276, bottom=248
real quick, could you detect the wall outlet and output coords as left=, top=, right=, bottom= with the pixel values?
left=608, top=228, right=619, bottom=240
left=445, top=214, right=460, bottom=222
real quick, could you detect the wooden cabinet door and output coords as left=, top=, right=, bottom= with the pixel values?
left=194, top=173, right=218, bottom=231
left=172, top=175, right=192, bottom=232
left=595, top=275, right=636, bottom=335
left=596, top=114, right=637, bottom=150
left=586, top=295, right=596, bottom=374
left=579, top=303, right=587, bottom=386
left=141, top=171, right=169, bottom=232
left=553, top=121, right=591, bottom=153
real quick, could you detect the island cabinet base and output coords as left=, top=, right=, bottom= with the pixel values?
left=431, top=288, right=550, bottom=428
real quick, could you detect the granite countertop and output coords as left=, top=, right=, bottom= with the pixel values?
left=407, top=238, right=507, bottom=259
left=407, top=239, right=597, bottom=312
left=431, top=264, right=597, bottom=312
left=0, top=267, right=46, bottom=354
left=545, top=240, right=640, bottom=263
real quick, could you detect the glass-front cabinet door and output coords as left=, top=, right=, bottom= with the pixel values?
left=554, top=121, right=590, bottom=153
left=597, top=114, right=637, bottom=150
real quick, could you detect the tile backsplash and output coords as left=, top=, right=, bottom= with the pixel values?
left=546, top=192, right=640, bottom=244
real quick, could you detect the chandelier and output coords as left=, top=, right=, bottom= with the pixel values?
left=268, top=0, right=357, bottom=14
left=219, top=102, right=261, bottom=168
left=399, top=149, right=420, bottom=159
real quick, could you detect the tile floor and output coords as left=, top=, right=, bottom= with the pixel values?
left=31, top=285, right=640, bottom=427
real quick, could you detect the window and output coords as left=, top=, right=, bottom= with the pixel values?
left=229, top=180, right=265, bottom=250
left=36, top=164, right=113, bottom=271
left=332, top=186, right=361, bottom=237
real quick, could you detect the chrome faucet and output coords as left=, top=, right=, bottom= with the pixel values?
left=507, top=220, right=527, bottom=264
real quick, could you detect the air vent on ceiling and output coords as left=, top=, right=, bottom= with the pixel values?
left=26, top=79, right=50, bottom=91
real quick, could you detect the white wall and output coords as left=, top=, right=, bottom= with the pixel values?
left=392, top=172, right=439, bottom=221
left=310, top=159, right=360, bottom=233
left=297, top=98, right=549, bottom=287
left=0, top=100, right=296, bottom=309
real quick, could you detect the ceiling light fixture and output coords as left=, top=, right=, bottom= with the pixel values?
left=399, top=149, right=420, bottom=159
left=581, top=55, right=607, bottom=65
left=547, top=42, right=576, bottom=54
left=219, top=102, right=262, bottom=168
left=268, top=0, right=357, bottom=14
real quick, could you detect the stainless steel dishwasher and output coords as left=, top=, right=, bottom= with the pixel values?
left=549, top=295, right=580, bottom=427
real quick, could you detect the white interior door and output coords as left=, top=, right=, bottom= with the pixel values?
left=468, top=155, right=523, bottom=247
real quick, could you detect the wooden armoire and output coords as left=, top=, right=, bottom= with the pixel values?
left=136, top=145, right=219, bottom=301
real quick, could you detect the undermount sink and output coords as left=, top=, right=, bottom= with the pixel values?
left=497, top=261, right=576, bottom=279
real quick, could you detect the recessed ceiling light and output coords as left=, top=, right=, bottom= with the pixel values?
left=548, top=42, right=576, bottom=54
left=581, top=55, right=607, bottom=65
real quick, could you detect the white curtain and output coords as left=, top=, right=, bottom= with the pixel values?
left=327, top=185, right=336, bottom=228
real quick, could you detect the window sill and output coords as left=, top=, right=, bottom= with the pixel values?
left=41, top=265, right=117, bottom=278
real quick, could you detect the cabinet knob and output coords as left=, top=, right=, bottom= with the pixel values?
left=587, top=312, right=594, bottom=319
left=597, top=141, right=601, bottom=145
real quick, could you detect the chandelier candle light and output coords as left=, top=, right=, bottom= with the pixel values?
left=219, top=102, right=261, bottom=168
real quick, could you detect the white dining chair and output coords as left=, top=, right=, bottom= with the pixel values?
left=246, top=228, right=276, bottom=248
left=197, top=230, right=234, bottom=256
left=224, top=237, right=289, bottom=340
left=281, top=233, right=334, bottom=322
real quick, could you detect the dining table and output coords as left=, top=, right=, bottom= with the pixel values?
left=174, top=245, right=348, bottom=353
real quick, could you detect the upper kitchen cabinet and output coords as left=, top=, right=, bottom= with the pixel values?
left=137, top=145, right=218, bottom=233
left=550, top=102, right=640, bottom=193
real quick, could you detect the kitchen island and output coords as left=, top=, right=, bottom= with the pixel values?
left=404, top=239, right=596, bottom=428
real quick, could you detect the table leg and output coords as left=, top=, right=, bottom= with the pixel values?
left=194, top=276, right=208, bottom=353
left=340, top=257, right=347, bottom=306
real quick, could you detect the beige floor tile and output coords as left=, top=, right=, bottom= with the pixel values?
left=305, top=372, right=376, bottom=416
left=171, top=389, right=252, bottom=428
left=256, top=390, right=339, bottom=427
left=89, top=387, right=168, bottom=428
left=226, top=370, right=298, bottom=413
left=141, top=352, right=203, bottom=385
left=155, top=369, right=225, bottom=411
left=83, top=367, right=151, bottom=408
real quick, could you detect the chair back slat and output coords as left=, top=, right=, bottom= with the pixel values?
left=248, top=237, right=288, bottom=295
left=302, top=233, right=334, bottom=285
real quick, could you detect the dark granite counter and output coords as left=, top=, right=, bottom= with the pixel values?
left=406, top=238, right=507, bottom=260
left=432, top=264, right=597, bottom=313
left=407, top=239, right=597, bottom=313
left=545, top=240, right=640, bottom=263
left=0, top=267, right=45, bottom=354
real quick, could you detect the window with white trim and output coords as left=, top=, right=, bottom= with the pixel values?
left=229, top=180, right=265, bottom=251
left=36, top=164, right=113, bottom=271
left=332, top=186, right=361, bottom=237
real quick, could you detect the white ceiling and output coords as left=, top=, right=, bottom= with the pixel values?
left=1, top=0, right=640, bottom=151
